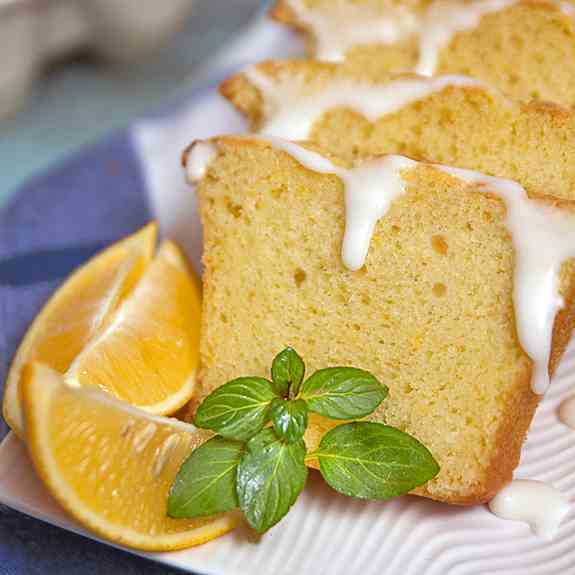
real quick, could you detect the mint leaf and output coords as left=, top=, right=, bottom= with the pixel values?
left=167, top=437, right=243, bottom=518
left=195, top=377, right=279, bottom=440
left=298, top=367, right=387, bottom=419
left=271, top=347, right=305, bottom=397
left=317, top=422, right=439, bottom=499
left=237, top=428, right=307, bottom=533
left=269, top=398, right=308, bottom=443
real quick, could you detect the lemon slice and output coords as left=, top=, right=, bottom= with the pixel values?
left=67, top=241, right=202, bottom=415
left=3, top=224, right=157, bottom=436
left=22, top=363, right=239, bottom=551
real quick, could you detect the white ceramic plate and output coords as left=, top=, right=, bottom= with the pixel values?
left=2, top=11, right=575, bottom=575
left=2, top=346, right=575, bottom=575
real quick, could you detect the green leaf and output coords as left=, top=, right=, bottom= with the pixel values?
left=271, top=347, right=305, bottom=397
left=167, top=437, right=243, bottom=518
left=298, top=367, right=388, bottom=419
left=269, top=398, right=309, bottom=443
left=194, top=377, right=279, bottom=441
left=237, top=428, right=307, bottom=533
left=317, top=422, right=440, bottom=500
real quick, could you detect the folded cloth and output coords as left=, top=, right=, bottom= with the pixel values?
left=0, top=132, right=157, bottom=574
left=0, top=132, right=150, bottom=439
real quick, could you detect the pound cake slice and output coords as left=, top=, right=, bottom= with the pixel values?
left=222, top=61, right=575, bottom=201
left=186, top=135, right=575, bottom=504
left=270, top=0, right=575, bottom=107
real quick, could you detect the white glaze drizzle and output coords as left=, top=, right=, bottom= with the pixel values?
left=244, top=66, right=483, bottom=140
left=268, top=142, right=417, bottom=269
left=186, top=141, right=217, bottom=181
left=285, top=0, right=419, bottom=61
left=286, top=0, right=574, bottom=75
left=186, top=139, right=413, bottom=271
left=415, top=0, right=516, bottom=75
left=186, top=138, right=575, bottom=394
left=438, top=165, right=575, bottom=395
left=489, top=480, right=570, bottom=538
left=559, top=395, right=575, bottom=429
left=561, top=1, right=575, bottom=17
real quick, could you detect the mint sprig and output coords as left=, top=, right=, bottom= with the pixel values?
left=316, top=422, right=439, bottom=499
left=271, top=347, right=305, bottom=397
left=269, top=398, right=308, bottom=443
left=299, top=367, right=387, bottom=419
left=237, top=429, right=307, bottom=533
left=168, top=348, right=440, bottom=534
left=194, top=377, right=279, bottom=441
left=168, top=437, right=242, bottom=518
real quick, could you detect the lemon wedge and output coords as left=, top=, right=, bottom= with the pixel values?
left=3, top=224, right=157, bottom=436
left=67, top=240, right=201, bottom=415
left=22, top=363, right=239, bottom=551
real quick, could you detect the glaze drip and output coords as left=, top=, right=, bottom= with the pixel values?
left=285, top=0, right=419, bottom=62
left=244, top=67, right=484, bottom=140
left=438, top=166, right=575, bottom=395
left=489, top=480, right=569, bottom=538
left=286, top=0, right=573, bottom=75
left=559, top=395, right=575, bottom=429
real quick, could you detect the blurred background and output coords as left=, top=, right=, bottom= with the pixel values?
left=0, top=0, right=266, bottom=204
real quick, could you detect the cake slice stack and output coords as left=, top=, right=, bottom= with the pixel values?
left=184, top=0, right=575, bottom=506
left=222, top=60, right=575, bottom=200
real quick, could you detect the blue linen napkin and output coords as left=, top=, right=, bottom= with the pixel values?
left=0, top=132, right=179, bottom=574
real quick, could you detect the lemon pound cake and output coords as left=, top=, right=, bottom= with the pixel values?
left=270, top=0, right=575, bottom=107
left=222, top=61, right=575, bottom=201
left=186, top=135, right=575, bottom=504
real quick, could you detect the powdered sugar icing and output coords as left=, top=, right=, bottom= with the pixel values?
left=415, top=0, right=516, bottom=75
left=186, top=138, right=414, bottom=272
left=185, top=142, right=217, bottom=181
left=489, top=480, right=570, bottom=539
left=286, top=0, right=574, bottom=75
left=265, top=140, right=417, bottom=269
left=438, top=165, right=575, bottom=395
left=244, top=67, right=484, bottom=139
left=559, top=395, right=575, bottom=429
left=285, top=0, right=419, bottom=61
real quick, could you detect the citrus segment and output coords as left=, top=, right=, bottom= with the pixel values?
left=3, top=223, right=157, bottom=436
left=22, top=363, right=239, bottom=551
left=304, top=414, right=340, bottom=470
left=67, top=241, right=202, bottom=415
